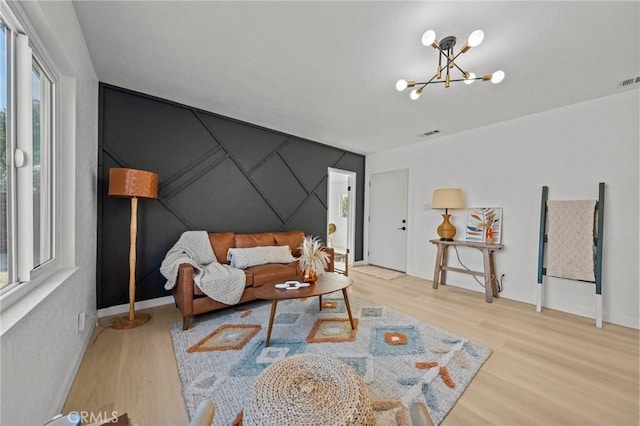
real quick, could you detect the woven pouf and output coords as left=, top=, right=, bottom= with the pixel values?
left=244, top=353, right=376, bottom=425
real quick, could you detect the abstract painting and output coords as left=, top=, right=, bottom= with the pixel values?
left=465, top=207, right=502, bottom=243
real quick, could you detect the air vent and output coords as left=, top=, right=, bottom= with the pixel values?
left=422, top=130, right=440, bottom=137
left=617, top=76, right=640, bottom=88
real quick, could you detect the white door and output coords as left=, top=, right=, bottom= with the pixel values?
left=368, top=169, right=408, bottom=272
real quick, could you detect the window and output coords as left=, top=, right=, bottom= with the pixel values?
left=0, top=8, right=56, bottom=296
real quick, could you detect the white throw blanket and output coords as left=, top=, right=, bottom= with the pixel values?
left=546, top=200, right=596, bottom=282
left=160, top=231, right=246, bottom=305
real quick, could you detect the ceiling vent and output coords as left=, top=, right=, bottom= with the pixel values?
left=422, top=130, right=440, bottom=137
left=617, top=76, right=640, bottom=88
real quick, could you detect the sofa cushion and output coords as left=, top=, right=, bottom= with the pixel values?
left=247, top=263, right=300, bottom=287
left=235, top=233, right=276, bottom=248
left=274, top=231, right=305, bottom=257
left=227, top=245, right=296, bottom=269
left=209, top=233, right=236, bottom=264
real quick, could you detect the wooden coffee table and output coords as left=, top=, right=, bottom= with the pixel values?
left=254, top=273, right=355, bottom=346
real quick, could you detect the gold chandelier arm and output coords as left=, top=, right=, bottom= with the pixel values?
left=449, top=51, right=470, bottom=76
left=416, top=76, right=483, bottom=85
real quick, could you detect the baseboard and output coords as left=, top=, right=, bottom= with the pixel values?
left=97, top=295, right=175, bottom=318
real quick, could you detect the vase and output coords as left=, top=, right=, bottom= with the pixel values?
left=485, top=227, right=494, bottom=244
left=302, top=266, right=318, bottom=283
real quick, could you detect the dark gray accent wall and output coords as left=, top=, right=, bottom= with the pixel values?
left=97, top=84, right=365, bottom=309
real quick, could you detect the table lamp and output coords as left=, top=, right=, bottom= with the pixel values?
left=108, top=167, right=159, bottom=329
left=432, top=188, right=465, bottom=241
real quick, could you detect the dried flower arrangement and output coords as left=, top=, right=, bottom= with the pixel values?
left=298, top=235, right=330, bottom=282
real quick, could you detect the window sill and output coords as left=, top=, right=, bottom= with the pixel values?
left=0, top=266, right=79, bottom=337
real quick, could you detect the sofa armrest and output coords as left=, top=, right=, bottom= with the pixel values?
left=174, top=263, right=195, bottom=317
left=323, top=247, right=335, bottom=273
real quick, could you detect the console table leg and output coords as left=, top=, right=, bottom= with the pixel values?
left=441, top=246, right=449, bottom=285
left=433, top=243, right=444, bottom=288
left=483, top=250, right=493, bottom=303
left=489, top=251, right=499, bottom=298
left=265, top=300, right=278, bottom=347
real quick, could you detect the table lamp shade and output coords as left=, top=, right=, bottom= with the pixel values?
left=109, top=168, right=158, bottom=199
left=432, top=188, right=465, bottom=241
left=432, top=188, right=465, bottom=210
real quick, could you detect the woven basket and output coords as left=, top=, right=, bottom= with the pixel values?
left=244, top=353, right=376, bottom=425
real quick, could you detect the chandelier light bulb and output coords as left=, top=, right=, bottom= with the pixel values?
left=409, top=88, right=421, bottom=100
left=464, top=72, right=476, bottom=84
left=491, top=70, right=505, bottom=84
left=396, top=79, right=408, bottom=91
left=421, top=30, right=437, bottom=47
left=467, top=30, right=485, bottom=48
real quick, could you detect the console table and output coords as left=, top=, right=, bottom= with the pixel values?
left=430, top=239, right=503, bottom=303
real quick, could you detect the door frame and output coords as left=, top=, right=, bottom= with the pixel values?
left=327, top=168, right=356, bottom=267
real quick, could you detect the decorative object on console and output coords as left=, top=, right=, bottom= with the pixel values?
left=465, top=207, right=502, bottom=244
left=299, top=235, right=330, bottom=283
left=396, top=29, right=505, bottom=100
left=432, top=188, right=465, bottom=241
left=108, top=167, right=158, bottom=329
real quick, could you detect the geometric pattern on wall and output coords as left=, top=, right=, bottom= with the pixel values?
left=98, top=84, right=365, bottom=309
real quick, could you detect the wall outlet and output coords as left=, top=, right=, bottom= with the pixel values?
left=78, top=311, right=86, bottom=333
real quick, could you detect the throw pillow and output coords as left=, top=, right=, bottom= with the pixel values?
left=227, top=245, right=296, bottom=269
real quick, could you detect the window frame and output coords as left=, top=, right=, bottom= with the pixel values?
left=31, top=56, right=55, bottom=271
left=0, top=1, right=60, bottom=302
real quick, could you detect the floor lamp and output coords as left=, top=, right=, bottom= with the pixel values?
left=108, top=167, right=159, bottom=329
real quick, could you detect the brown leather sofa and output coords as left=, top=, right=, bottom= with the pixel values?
left=173, top=230, right=334, bottom=329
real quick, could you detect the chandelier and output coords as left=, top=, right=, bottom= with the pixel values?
left=396, top=29, right=505, bottom=100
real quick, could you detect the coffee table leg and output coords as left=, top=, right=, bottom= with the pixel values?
left=265, top=300, right=278, bottom=347
left=342, top=288, right=355, bottom=329
left=318, top=294, right=323, bottom=311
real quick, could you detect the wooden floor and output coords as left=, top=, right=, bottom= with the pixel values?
left=64, top=272, right=640, bottom=425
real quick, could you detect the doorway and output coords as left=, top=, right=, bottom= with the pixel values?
left=327, top=168, right=356, bottom=272
left=368, top=169, right=408, bottom=272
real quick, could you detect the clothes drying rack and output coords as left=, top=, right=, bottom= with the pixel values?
left=536, top=182, right=605, bottom=328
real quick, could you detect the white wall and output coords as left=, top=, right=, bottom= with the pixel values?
left=366, top=90, right=639, bottom=329
left=0, top=1, right=98, bottom=425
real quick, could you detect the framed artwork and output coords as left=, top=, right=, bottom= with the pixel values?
left=465, top=207, right=502, bottom=243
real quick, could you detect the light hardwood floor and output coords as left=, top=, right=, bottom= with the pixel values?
left=64, top=272, right=639, bottom=425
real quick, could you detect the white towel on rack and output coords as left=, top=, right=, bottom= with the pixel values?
left=546, top=200, right=597, bottom=282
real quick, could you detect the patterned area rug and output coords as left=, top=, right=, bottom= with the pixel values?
left=170, top=294, right=491, bottom=425
left=352, top=265, right=406, bottom=280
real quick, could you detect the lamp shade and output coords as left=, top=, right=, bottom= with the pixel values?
left=109, top=168, right=158, bottom=199
left=432, top=188, right=465, bottom=209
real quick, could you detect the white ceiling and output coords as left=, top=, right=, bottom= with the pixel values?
left=72, top=1, right=639, bottom=155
